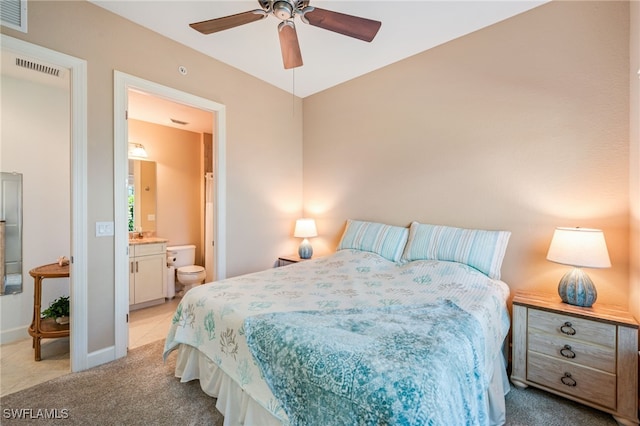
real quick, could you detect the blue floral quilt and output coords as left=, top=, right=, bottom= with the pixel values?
left=164, top=249, right=510, bottom=424
left=245, top=301, right=487, bottom=426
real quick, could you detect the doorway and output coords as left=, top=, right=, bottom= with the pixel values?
left=0, top=35, right=88, bottom=371
left=113, top=72, right=226, bottom=357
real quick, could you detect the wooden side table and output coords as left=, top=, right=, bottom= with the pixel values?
left=276, top=254, right=308, bottom=267
left=28, top=263, right=70, bottom=361
left=511, top=291, right=639, bottom=426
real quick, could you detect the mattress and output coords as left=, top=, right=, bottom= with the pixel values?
left=164, top=249, right=511, bottom=425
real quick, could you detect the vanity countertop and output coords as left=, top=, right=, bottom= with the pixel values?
left=128, top=237, right=169, bottom=245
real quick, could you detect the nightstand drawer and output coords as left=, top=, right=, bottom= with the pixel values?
left=527, top=351, right=616, bottom=409
left=528, top=309, right=616, bottom=349
left=528, top=329, right=615, bottom=373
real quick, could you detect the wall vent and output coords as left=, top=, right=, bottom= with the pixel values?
left=1, top=0, right=27, bottom=33
left=15, top=57, right=61, bottom=78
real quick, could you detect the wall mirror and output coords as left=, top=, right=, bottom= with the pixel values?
left=128, top=160, right=157, bottom=234
left=1, top=172, right=23, bottom=295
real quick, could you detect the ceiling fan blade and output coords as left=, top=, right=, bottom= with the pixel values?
left=278, top=21, right=303, bottom=69
left=190, top=10, right=267, bottom=35
left=301, top=7, right=381, bottom=42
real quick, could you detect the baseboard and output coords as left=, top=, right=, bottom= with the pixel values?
left=0, top=325, right=29, bottom=345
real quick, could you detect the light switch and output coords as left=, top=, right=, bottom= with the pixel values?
left=95, top=221, right=114, bottom=237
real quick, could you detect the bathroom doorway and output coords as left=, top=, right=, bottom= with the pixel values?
left=126, top=88, right=215, bottom=281
left=113, top=72, right=227, bottom=358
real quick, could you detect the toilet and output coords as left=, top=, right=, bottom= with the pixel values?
left=166, top=245, right=206, bottom=294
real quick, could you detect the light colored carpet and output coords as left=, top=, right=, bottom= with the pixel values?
left=504, top=383, right=616, bottom=425
left=0, top=339, right=620, bottom=425
left=0, top=340, right=223, bottom=425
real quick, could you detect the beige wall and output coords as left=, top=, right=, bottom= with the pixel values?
left=1, top=0, right=304, bottom=352
left=129, top=119, right=205, bottom=263
left=0, top=75, right=70, bottom=342
left=303, top=1, right=633, bottom=309
left=630, top=0, right=640, bottom=321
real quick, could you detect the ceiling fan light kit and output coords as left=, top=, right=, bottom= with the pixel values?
left=190, top=0, right=381, bottom=69
left=273, top=1, right=295, bottom=20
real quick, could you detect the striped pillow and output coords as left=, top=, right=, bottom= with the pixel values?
left=337, top=220, right=409, bottom=263
left=401, top=222, right=511, bottom=279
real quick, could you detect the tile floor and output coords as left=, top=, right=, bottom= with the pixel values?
left=0, top=297, right=181, bottom=397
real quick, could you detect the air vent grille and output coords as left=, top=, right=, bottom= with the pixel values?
left=15, top=58, right=61, bottom=78
left=1, top=0, right=26, bottom=32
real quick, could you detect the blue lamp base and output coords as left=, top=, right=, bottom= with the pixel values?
left=298, top=238, right=313, bottom=259
left=557, top=267, right=597, bottom=308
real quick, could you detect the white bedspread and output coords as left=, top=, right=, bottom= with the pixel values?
left=164, top=249, right=510, bottom=424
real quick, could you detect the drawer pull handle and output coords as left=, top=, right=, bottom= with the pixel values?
left=560, top=345, right=576, bottom=359
left=560, top=322, right=576, bottom=336
left=561, top=372, right=577, bottom=387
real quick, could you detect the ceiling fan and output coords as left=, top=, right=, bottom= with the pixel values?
left=189, top=0, right=382, bottom=69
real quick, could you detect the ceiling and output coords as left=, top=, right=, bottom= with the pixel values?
left=90, top=1, right=547, bottom=98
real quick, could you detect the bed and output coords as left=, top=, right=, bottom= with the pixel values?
left=163, top=220, right=512, bottom=425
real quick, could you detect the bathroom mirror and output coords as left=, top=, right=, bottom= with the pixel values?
left=128, top=160, right=157, bottom=234
left=1, top=172, right=23, bottom=295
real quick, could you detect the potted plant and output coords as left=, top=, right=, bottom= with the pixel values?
left=42, top=295, right=70, bottom=324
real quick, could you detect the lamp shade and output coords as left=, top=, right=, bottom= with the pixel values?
left=294, top=218, right=317, bottom=238
left=546, top=227, right=611, bottom=269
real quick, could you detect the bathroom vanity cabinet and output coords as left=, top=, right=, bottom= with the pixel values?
left=129, top=241, right=166, bottom=310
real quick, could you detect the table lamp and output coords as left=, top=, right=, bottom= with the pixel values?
left=294, top=218, right=317, bottom=259
left=546, top=227, right=611, bottom=307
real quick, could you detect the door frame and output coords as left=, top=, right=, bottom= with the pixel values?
left=113, top=72, right=227, bottom=358
left=1, top=35, right=89, bottom=371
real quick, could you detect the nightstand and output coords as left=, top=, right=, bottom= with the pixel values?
left=276, top=254, right=306, bottom=267
left=511, top=291, right=639, bottom=426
